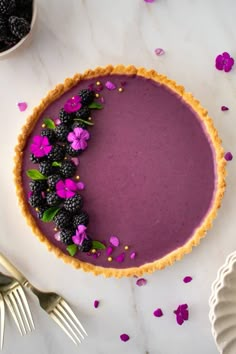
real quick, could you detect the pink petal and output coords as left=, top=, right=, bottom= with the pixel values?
left=215, top=62, right=224, bottom=70
left=65, top=190, right=76, bottom=198
left=67, top=132, right=76, bottom=143
left=42, top=136, right=50, bottom=146
left=222, top=52, right=231, bottom=59
left=77, top=182, right=85, bottom=190
left=106, top=246, right=113, bottom=256
left=65, top=179, right=77, bottom=191
left=120, top=334, right=130, bottom=342
left=32, top=135, right=43, bottom=145
left=55, top=118, right=61, bottom=125
left=153, top=308, right=163, bottom=317
left=221, top=106, right=229, bottom=111
left=155, top=48, right=165, bottom=56
left=17, top=102, right=28, bottom=112
left=94, top=300, right=99, bottom=309
left=56, top=180, right=65, bottom=190
left=56, top=189, right=67, bottom=198
left=116, top=253, right=125, bottom=263
left=81, top=130, right=90, bottom=140
left=130, top=252, right=136, bottom=260
left=71, top=140, right=82, bottom=150
left=43, top=145, right=53, bottom=155
left=224, top=152, right=233, bottom=161
left=176, top=314, right=184, bottom=325
left=100, top=96, right=105, bottom=103
left=105, top=81, right=116, bottom=90
left=183, top=276, right=192, bottom=283
left=71, top=157, right=80, bottom=166
left=136, top=278, right=147, bottom=287
left=182, top=309, right=189, bottom=321
left=77, top=225, right=87, bottom=234
left=110, top=235, right=120, bottom=247
left=79, top=139, right=88, bottom=150
left=54, top=232, right=61, bottom=241
left=74, top=127, right=83, bottom=138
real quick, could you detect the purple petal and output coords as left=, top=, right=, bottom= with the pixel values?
left=110, top=235, right=120, bottom=247
left=80, top=129, right=90, bottom=140
left=74, top=127, right=83, bottom=138
left=136, top=278, right=147, bottom=287
left=182, top=309, right=189, bottom=321
left=116, top=253, right=125, bottom=263
left=71, top=140, right=82, bottom=150
left=106, top=246, right=113, bottom=256
left=144, top=0, right=155, bottom=2
left=130, top=252, right=136, bottom=260
left=180, top=304, right=188, bottom=310
left=54, top=232, right=61, bottom=241
left=17, top=101, right=28, bottom=112
left=65, top=179, right=77, bottom=191
left=79, top=139, right=88, bottom=150
left=72, top=235, right=80, bottom=245
left=105, top=81, right=116, bottom=90
left=56, top=180, right=65, bottom=191
left=215, top=62, right=224, bottom=70
left=67, top=132, right=76, bottom=143
left=77, top=182, right=85, bottom=190
left=94, top=300, right=99, bottom=308
left=183, top=276, right=192, bottom=283
left=221, top=106, right=229, bottom=111
left=42, top=136, right=50, bottom=146
left=55, top=118, right=61, bottom=125
left=100, top=96, right=105, bottom=103
left=71, top=157, right=80, bottom=166
left=43, top=145, right=53, bottom=155
left=176, top=313, right=184, bottom=325
left=77, top=225, right=87, bottom=234
left=224, top=152, right=233, bottom=161
left=155, top=48, right=165, bottom=56
left=153, top=308, right=163, bottom=317
left=215, top=54, right=223, bottom=64
left=224, top=63, right=233, bottom=72
left=32, top=135, right=43, bottom=145
left=222, top=52, right=231, bottom=59
left=65, top=190, right=76, bottom=198
left=56, top=189, right=67, bottom=198
left=28, top=191, right=33, bottom=198
left=120, top=334, right=130, bottom=342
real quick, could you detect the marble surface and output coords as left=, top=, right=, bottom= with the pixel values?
left=1, top=0, right=236, bottom=353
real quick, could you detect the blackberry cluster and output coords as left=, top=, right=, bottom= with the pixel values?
left=53, top=209, right=71, bottom=229
left=60, top=229, right=74, bottom=245
left=29, top=180, right=47, bottom=193
left=30, top=153, right=43, bottom=164
left=8, top=15, right=30, bottom=39
left=59, top=109, right=74, bottom=125
left=0, top=16, right=7, bottom=41
left=0, top=0, right=15, bottom=15
left=73, top=211, right=89, bottom=228
left=72, top=121, right=86, bottom=130
left=78, top=236, right=92, bottom=253
left=54, top=124, right=70, bottom=142
left=28, top=193, right=44, bottom=208
left=39, top=161, right=53, bottom=177
left=59, top=160, right=76, bottom=178
left=78, top=89, right=95, bottom=106
left=41, top=129, right=56, bottom=144
left=47, top=144, right=65, bottom=162
left=47, top=174, right=61, bottom=190
left=46, top=191, right=61, bottom=207
left=64, top=195, right=83, bottom=213
left=75, top=106, right=90, bottom=120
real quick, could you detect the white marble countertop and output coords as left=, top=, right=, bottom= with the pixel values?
left=1, top=0, right=236, bottom=353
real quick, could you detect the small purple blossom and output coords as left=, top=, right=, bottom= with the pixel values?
left=110, top=236, right=120, bottom=247
left=67, top=127, right=90, bottom=151
left=120, top=334, right=130, bottom=342
left=215, top=52, right=234, bottom=72
left=30, top=135, right=52, bottom=158
left=183, top=276, right=192, bottom=283
left=224, top=152, right=233, bottom=161
left=94, top=300, right=99, bottom=308
left=77, top=182, right=85, bottom=190
left=174, top=304, right=189, bottom=325
left=105, top=81, right=116, bottom=90
left=72, top=225, right=88, bottom=246
left=136, top=278, right=147, bottom=287
left=56, top=179, right=77, bottom=199
left=155, top=48, right=165, bottom=56
left=153, top=308, right=163, bottom=317
left=221, top=106, right=229, bottom=111
left=64, top=96, right=82, bottom=113
left=17, top=101, right=28, bottom=112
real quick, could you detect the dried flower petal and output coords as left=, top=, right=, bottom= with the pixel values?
left=174, top=304, right=189, bottom=325
left=116, top=253, right=125, bottom=263
left=136, top=278, right=147, bottom=287
left=176, top=313, right=184, bottom=325
left=106, top=246, right=113, bottom=256
left=71, top=157, right=80, bottom=166
left=54, top=231, right=61, bottom=241
left=17, top=102, right=28, bottom=112
left=94, top=300, right=99, bottom=308
left=77, top=182, right=85, bottom=190
left=105, top=81, right=116, bottom=90
left=221, top=106, right=229, bottom=111
left=100, top=96, right=105, bottom=103
left=183, top=276, right=192, bottom=283
left=120, top=334, right=130, bottom=342
left=153, top=308, right=163, bottom=317
left=130, top=252, right=136, bottom=260
left=55, top=118, right=61, bottom=125
left=224, top=152, right=233, bottom=161
left=155, top=48, right=165, bottom=56
left=110, top=235, right=120, bottom=247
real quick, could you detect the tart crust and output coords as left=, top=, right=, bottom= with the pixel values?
left=13, top=65, right=226, bottom=278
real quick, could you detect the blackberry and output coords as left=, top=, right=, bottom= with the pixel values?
left=78, top=236, right=92, bottom=252
left=30, top=153, right=41, bottom=164
left=73, top=211, right=89, bottom=228
left=39, top=161, right=53, bottom=177
left=0, top=16, right=7, bottom=41
left=60, top=229, right=74, bottom=245
left=75, top=106, right=90, bottom=120
left=53, top=209, right=72, bottom=229
left=29, top=180, right=47, bottom=193
left=41, top=128, right=56, bottom=144
left=72, top=121, right=86, bottom=130
left=36, top=205, right=48, bottom=220
left=59, top=108, right=74, bottom=125
left=54, top=124, right=70, bottom=142
left=16, top=0, right=32, bottom=7
left=60, top=160, right=76, bottom=178
left=0, top=0, right=15, bottom=15
left=46, top=191, right=62, bottom=207
left=8, top=16, right=30, bottom=39
left=4, top=34, right=18, bottom=48
left=14, top=4, right=32, bottom=22
left=64, top=195, right=83, bottom=213
left=28, top=192, right=44, bottom=208
left=47, top=174, right=61, bottom=190
left=47, top=144, right=65, bottom=162
left=65, top=143, right=80, bottom=157
left=78, top=89, right=95, bottom=106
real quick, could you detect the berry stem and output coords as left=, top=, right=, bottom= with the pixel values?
left=74, top=119, right=94, bottom=126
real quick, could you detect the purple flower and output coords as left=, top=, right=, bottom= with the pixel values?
left=67, top=127, right=90, bottom=151
left=109, top=235, right=120, bottom=247
left=105, top=81, right=116, bottom=90
left=64, top=96, right=82, bottom=113
left=215, top=52, right=234, bottom=72
left=120, top=334, right=130, bottom=342
left=30, top=135, right=52, bottom=158
left=56, top=179, right=78, bottom=199
left=136, top=278, right=147, bottom=287
left=72, top=225, right=88, bottom=246
left=174, top=304, right=189, bottom=325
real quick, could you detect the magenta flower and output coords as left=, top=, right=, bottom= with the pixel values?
left=72, top=225, right=88, bottom=246
left=215, top=52, right=234, bottom=72
left=174, top=304, right=189, bottom=325
left=30, top=135, right=52, bottom=158
left=67, top=127, right=90, bottom=151
left=64, top=96, right=82, bottom=113
left=56, top=179, right=78, bottom=199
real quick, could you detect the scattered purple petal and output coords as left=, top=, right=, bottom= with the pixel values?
left=120, top=81, right=127, bottom=87
left=224, top=152, right=233, bottom=161
left=130, top=252, right=136, bottom=260
left=136, top=278, right=147, bottom=287
left=94, top=300, right=99, bottom=309
left=28, top=191, right=33, bottom=198
left=144, top=0, right=155, bottom=2
left=116, top=253, right=125, bottom=263
left=110, top=235, right=120, bottom=247
left=174, top=304, right=189, bottom=325
left=54, top=118, right=61, bottom=125
left=183, top=276, right=192, bottom=283
left=105, top=81, right=116, bottom=90
left=120, top=334, right=130, bottom=342
left=155, top=48, right=165, bottom=56
left=100, top=96, right=105, bottom=103
left=54, top=232, right=61, bottom=241
left=95, top=84, right=104, bottom=92
left=176, top=313, right=184, bottom=325
left=153, top=308, right=163, bottom=317
left=93, top=253, right=98, bottom=259
left=221, top=106, right=229, bottom=111
left=17, top=102, right=28, bottom=112
left=77, top=182, right=85, bottom=190
left=106, top=246, right=113, bottom=256
left=41, top=191, right=46, bottom=198
left=96, top=251, right=101, bottom=257
left=71, top=157, right=80, bottom=166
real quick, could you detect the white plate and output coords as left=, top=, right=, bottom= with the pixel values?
left=209, top=251, right=236, bottom=353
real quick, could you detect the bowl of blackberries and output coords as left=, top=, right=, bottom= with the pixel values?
left=0, top=0, right=36, bottom=57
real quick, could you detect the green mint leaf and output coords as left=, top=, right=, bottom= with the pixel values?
left=52, top=161, right=61, bottom=167
left=43, top=118, right=56, bottom=129
left=92, top=240, right=106, bottom=250
left=89, top=102, right=103, bottom=110
left=74, top=119, right=94, bottom=126
left=67, top=244, right=78, bottom=257
left=42, top=207, right=60, bottom=222
left=26, top=169, right=47, bottom=180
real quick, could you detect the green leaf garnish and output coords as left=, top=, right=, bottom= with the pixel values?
left=92, top=240, right=106, bottom=250
left=26, top=169, right=47, bottom=180
left=89, top=102, right=103, bottom=110
left=67, top=244, right=78, bottom=257
left=42, top=207, right=60, bottom=222
left=74, top=119, right=94, bottom=126
left=43, top=118, right=56, bottom=129
left=52, top=161, right=61, bottom=167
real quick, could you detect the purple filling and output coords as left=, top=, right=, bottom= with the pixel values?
left=21, top=74, right=216, bottom=269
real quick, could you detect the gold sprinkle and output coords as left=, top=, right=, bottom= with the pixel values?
left=64, top=156, right=67, bottom=160
left=108, top=257, right=113, bottom=262
left=88, top=117, right=92, bottom=121
left=47, top=188, right=50, bottom=192
left=124, top=245, right=129, bottom=250
left=118, top=87, right=124, bottom=93
left=35, top=207, right=39, bottom=212
left=41, top=123, right=46, bottom=128
left=54, top=227, right=58, bottom=232
left=76, top=175, right=80, bottom=180
left=95, top=93, right=100, bottom=98
left=96, top=81, right=101, bottom=86
left=91, top=249, right=96, bottom=254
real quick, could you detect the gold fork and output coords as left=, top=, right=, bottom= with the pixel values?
left=0, top=253, right=87, bottom=345
left=0, top=293, right=5, bottom=349
left=0, top=272, right=34, bottom=337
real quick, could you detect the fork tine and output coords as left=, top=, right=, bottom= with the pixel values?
left=53, top=307, right=82, bottom=344
left=50, top=310, right=80, bottom=345
left=9, top=292, right=27, bottom=335
left=16, top=287, right=35, bottom=331
left=57, top=303, right=84, bottom=339
left=4, top=294, right=24, bottom=335
left=0, top=294, right=5, bottom=350
left=60, top=299, right=88, bottom=336
left=14, top=288, right=34, bottom=333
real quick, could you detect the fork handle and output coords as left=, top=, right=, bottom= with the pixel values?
left=0, top=253, right=28, bottom=286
